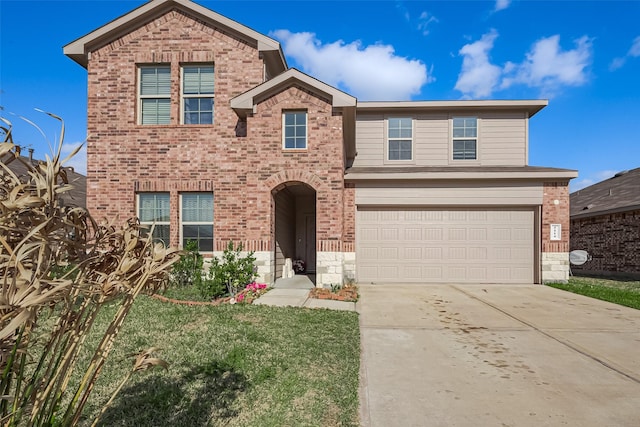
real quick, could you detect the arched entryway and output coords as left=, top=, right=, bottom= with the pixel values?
left=272, top=182, right=316, bottom=283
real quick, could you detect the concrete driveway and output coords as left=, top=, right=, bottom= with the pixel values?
left=358, top=284, right=640, bottom=427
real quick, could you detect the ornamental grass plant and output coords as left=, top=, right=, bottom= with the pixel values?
left=0, top=113, right=180, bottom=426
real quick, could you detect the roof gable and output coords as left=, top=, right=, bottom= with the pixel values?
left=64, top=0, right=286, bottom=75
left=230, top=68, right=357, bottom=116
left=571, top=167, right=640, bottom=218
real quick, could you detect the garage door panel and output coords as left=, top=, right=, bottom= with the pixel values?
left=423, top=247, right=442, bottom=260
left=357, top=208, right=534, bottom=284
left=424, top=228, right=443, bottom=240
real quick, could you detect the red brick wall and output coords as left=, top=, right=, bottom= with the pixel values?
left=343, top=183, right=356, bottom=249
left=251, top=86, right=347, bottom=248
left=571, top=209, right=640, bottom=275
left=85, top=9, right=351, bottom=250
left=542, top=181, right=570, bottom=252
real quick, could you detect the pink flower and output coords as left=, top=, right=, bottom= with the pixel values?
left=236, top=293, right=245, bottom=302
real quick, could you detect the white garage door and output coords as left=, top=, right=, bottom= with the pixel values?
left=356, top=208, right=535, bottom=284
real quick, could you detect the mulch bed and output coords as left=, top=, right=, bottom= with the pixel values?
left=309, top=285, right=359, bottom=302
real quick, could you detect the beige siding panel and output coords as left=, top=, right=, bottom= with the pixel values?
left=479, top=114, right=526, bottom=166
left=355, top=181, right=543, bottom=206
left=356, top=207, right=535, bottom=284
left=354, top=111, right=529, bottom=168
left=354, top=115, right=385, bottom=167
left=414, top=115, right=449, bottom=166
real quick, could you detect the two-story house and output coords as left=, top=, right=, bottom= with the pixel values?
left=64, top=0, right=577, bottom=287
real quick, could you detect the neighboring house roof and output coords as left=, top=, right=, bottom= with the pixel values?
left=345, top=165, right=578, bottom=181
left=570, top=167, right=640, bottom=219
left=357, top=100, right=548, bottom=117
left=63, top=0, right=287, bottom=77
left=2, top=155, right=87, bottom=209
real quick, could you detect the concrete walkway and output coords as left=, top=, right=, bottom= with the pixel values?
left=358, top=284, right=640, bottom=427
left=253, top=275, right=356, bottom=311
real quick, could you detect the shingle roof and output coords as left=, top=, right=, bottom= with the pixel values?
left=570, top=167, right=640, bottom=219
left=2, top=155, right=86, bottom=209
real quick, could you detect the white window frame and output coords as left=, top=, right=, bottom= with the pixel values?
left=282, top=111, right=307, bottom=150
left=137, top=192, right=171, bottom=246
left=138, top=65, right=171, bottom=125
left=179, top=192, right=214, bottom=253
left=385, top=117, right=414, bottom=163
left=181, top=64, right=215, bottom=125
left=451, top=116, right=479, bottom=161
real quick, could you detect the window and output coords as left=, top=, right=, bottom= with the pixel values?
left=182, top=65, right=214, bottom=124
left=388, top=117, right=412, bottom=161
left=283, top=111, right=307, bottom=149
left=452, top=117, right=478, bottom=160
left=139, top=66, right=171, bottom=125
left=181, top=193, right=214, bottom=252
left=138, top=193, right=170, bottom=245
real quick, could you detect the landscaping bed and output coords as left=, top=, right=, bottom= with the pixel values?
left=309, top=284, right=359, bottom=302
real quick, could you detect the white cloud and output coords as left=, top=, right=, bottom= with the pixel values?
left=502, top=35, right=592, bottom=95
left=609, top=57, right=626, bottom=71
left=494, top=0, right=511, bottom=12
left=628, top=35, right=640, bottom=57
left=60, top=142, right=87, bottom=175
left=455, top=31, right=592, bottom=98
left=454, top=30, right=502, bottom=98
left=610, top=36, right=640, bottom=71
left=417, top=11, right=438, bottom=36
left=272, top=30, right=431, bottom=101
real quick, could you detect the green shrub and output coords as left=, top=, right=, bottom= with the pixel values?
left=202, top=241, right=257, bottom=298
left=170, top=240, right=204, bottom=288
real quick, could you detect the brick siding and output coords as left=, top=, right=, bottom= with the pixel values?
left=85, top=8, right=353, bottom=253
left=571, top=209, right=640, bottom=275
left=542, top=181, right=570, bottom=253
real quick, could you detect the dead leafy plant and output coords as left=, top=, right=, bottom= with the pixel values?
left=0, top=113, right=180, bottom=426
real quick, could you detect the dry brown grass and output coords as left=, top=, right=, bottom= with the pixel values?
left=0, top=113, right=180, bottom=426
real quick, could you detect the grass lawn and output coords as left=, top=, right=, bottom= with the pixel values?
left=547, top=276, right=640, bottom=310
left=74, top=296, right=360, bottom=426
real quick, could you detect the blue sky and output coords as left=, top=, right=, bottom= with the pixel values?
left=1, top=0, right=639, bottom=191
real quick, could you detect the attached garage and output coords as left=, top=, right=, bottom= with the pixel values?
left=356, top=207, right=536, bottom=284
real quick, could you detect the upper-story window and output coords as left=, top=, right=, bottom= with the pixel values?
left=388, top=117, right=413, bottom=161
left=452, top=117, right=478, bottom=160
left=283, top=111, right=307, bottom=149
left=182, top=65, right=214, bottom=125
left=138, top=192, right=171, bottom=245
left=139, top=66, right=171, bottom=125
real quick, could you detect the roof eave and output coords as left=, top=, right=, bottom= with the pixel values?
left=230, top=69, right=357, bottom=116
left=356, top=100, right=548, bottom=117
left=345, top=170, right=578, bottom=182
left=571, top=204, right=640, bottom=220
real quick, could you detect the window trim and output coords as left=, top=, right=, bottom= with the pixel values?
left=179, top=192, right=214, bottom=253
left=180, top=64, right=215, bottom=125
left=137, top=192, right=171, bottom=246
left=138, top=65, right=171, bottom=125
left=450, top=116, right=480, bottom=163
left=384, top=116, right=414, bottom=164
left=282, top=110, right=308, bottom=150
